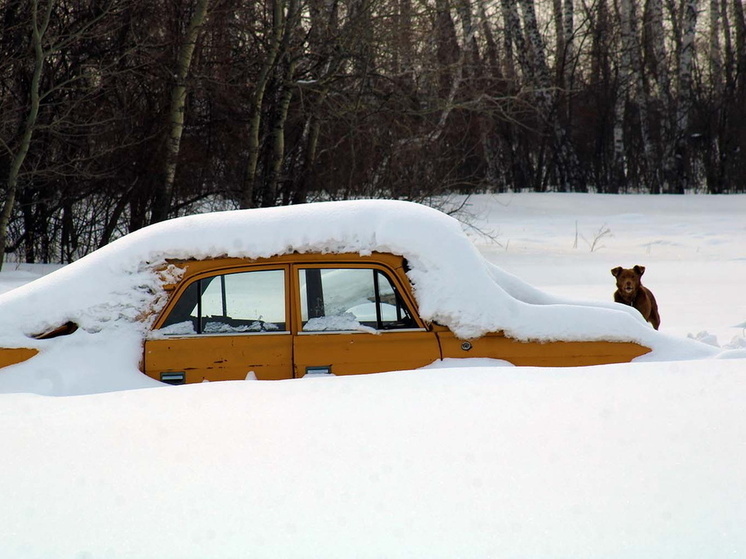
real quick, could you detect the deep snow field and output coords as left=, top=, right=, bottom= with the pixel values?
left=1, top=193, right=745, bottom=558
left=469, top=193, right=746, bottom=346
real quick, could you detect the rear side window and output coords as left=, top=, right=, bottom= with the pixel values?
left=298, top=267, right=417, bottom=332
left=160, top=269, right=286, bottom=335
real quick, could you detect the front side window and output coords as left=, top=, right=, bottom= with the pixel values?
left=160, top=269, right=286, bottom=335
left=299, top=267, right=417, bottom=332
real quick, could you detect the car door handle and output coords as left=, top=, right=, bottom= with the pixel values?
left=161, top=372, right=186, bottom=385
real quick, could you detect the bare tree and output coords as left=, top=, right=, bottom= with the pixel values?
left=3, top=0, right=746, bottom=266
left=239, top=0, right=290, bottom=209
left=517, top=0, right=584, bottom=190
left=664, top=0, right=698, bottom=193
left=151, top=0, right=210, bottom=223
left=0, top=1, right=54, bottom=270
left=263, top=21, right=300, bottom=207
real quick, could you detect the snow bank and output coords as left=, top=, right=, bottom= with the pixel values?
left=1, top=362, right=745, bottom=558
left=0, top=200, right=721, bottom=395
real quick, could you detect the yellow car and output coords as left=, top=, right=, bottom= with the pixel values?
left=0, top=200, right=657, bottom=388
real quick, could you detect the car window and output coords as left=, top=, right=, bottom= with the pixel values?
left=160, top=269, right=286, bottom=335
left=298, top=267, right=417, bottom=332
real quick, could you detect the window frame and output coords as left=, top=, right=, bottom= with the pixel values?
left=152, top=253, right=428, bottom=338
left=291, top=262, right=426, bottom=335
left=154, top=264, right=291, bottom=337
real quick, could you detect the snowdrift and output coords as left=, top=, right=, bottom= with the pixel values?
left=0, top=200, right=721, bottom=395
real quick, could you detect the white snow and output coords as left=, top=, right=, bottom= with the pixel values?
left=1, top=363, right=746, bottom=558
left=1, top=193, right=745, bottom=558
left=303, top=313, right=379, bottom=333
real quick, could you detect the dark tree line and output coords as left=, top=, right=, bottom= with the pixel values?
left=1, top=0, right=745, bottom=266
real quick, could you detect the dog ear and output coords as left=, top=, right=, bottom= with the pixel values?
left=611, top=266, right=622, bottom=277
left=634, top=265, right=646, bottom=276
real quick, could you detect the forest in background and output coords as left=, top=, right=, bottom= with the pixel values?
left=1, top=0, right=745, bottom=266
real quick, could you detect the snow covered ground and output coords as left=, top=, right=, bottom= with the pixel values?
left=466, top=193, right=746, bottom=346
left=1, top=193, right=745, bottom=558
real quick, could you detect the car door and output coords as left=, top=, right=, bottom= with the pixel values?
left=291, top=263, right=442, bottom=376
left=144, top=266, right=293, bottom=383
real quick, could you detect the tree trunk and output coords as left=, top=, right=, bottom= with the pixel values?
left=241, top=0, right=287, bottom=209
left=642, top=0, right=670, bottom=192
left=731, top=0, right=745, bottom=95
left=291, top=115, right=321, bottom=205
left=709, top=0, right=722, bottom=83
left=553, top=0, right=565, bottom=86
left=152, top=0, right=210, bottom=223
left=563, top=0, right=575, bottom=89
left=619, top=0, right=655, bottom=191
left=500, top=0, right=520, bottom=81
left=666, top=0, right=698, bottom=193
left=553, top=0, right=574, bottom=122
left=430, top=0, right=475, bottom=142
left=518, top=0, right=584, bottom=191
left=0, top=0, right=52, bottom=271
left=264, top=57, right=297, bottom=207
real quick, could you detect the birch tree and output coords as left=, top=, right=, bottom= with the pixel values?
left=552, top=0, right=574, bottom=90
left=517, top=0, right=584, bottom=190
left=613, top=0, right=654, bottom=191
left=611, top=0, right=632, bottom=190
left=640, top=0, right=671, bottom=192
left=665, top=0, right=698, bottom=193
left=734, top=0, right=746, bottom=95
left=708, top=0, right=722, bottom=85
left=151, top=0, right=210, bottom=223
left=644, top=0, right=671, bottom=99
left=563, top=0, right=575, bottom=90
left=240, top=0, right=288, bottom=208
left=263, top=28, right=299, bottom=207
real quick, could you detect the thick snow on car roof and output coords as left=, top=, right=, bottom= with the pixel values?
left=0, top=200, right=717, bottom=380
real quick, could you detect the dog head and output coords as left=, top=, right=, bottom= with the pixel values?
left=611, top=265, right=645, bottom=297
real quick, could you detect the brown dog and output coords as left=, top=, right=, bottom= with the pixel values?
left=611, top=265, right=660, bottom=330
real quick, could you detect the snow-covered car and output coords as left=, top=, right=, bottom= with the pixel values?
left=0, top=200, right=703, bottom=391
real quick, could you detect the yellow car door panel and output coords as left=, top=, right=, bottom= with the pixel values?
left=144, top=334, right=292, bottom=382
left=144, top=264, right=292, bottom=383
left=294, top=330, right=441, bottom=377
